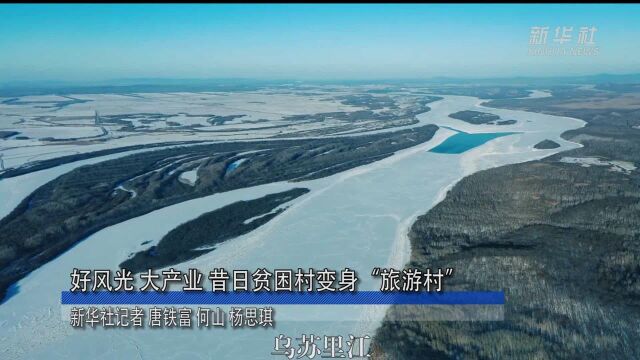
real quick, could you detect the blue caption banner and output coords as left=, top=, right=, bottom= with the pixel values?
left=61, top=291, right=505, bottom=305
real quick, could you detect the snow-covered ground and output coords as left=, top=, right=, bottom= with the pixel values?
left=0, top=89, right=436, bottom=169
left=0, top=91, right=359, bottom=120
left=178, top=167, right=200, bottom=186
left=560, top=156, right=636, bottom=173
left=4, top=125, right=105, bottom=140
left=0, top=93, right=585, bottom=359
left=520, top=89, right=552, bottom=99
left=0, top=141, right=224, bottom=221
left=114, top=185, right=137, bottom=198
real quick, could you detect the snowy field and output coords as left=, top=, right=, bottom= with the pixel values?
left=560, top=156, right=637, bottom=174
left=2, top=88, right=412, bottom=169
left=0, top=90, right=586, bottom=359
left=0, top=87, right=479, bottom=170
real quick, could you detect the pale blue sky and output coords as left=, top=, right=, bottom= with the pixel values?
left=1, top=4, right=639, bottom=82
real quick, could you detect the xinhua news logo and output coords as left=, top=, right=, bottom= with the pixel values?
left=528, top=26, right=599, bottom=56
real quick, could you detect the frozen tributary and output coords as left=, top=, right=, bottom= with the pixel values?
left=0, top=94, right=585, bottom=359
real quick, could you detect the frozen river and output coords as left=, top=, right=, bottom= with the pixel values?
left=0, top=95, right=585, bottom=359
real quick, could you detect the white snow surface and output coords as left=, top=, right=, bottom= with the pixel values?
left=560, top=156, right=636, bottom=173
left=0, top=94, right=585, bottom=359
left=178, top=168, right=200, bottom=186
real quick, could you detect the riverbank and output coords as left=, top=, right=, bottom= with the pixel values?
left=0, top=94, right=584, bottom=359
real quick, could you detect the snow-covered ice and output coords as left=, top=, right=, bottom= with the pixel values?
left=0, top=94, right=585, bottom=359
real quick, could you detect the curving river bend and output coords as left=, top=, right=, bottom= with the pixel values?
left=0, top=94, right=585, bottom=359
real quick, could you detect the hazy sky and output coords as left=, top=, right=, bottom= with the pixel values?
left=1, top=4, right=639, bottom=82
